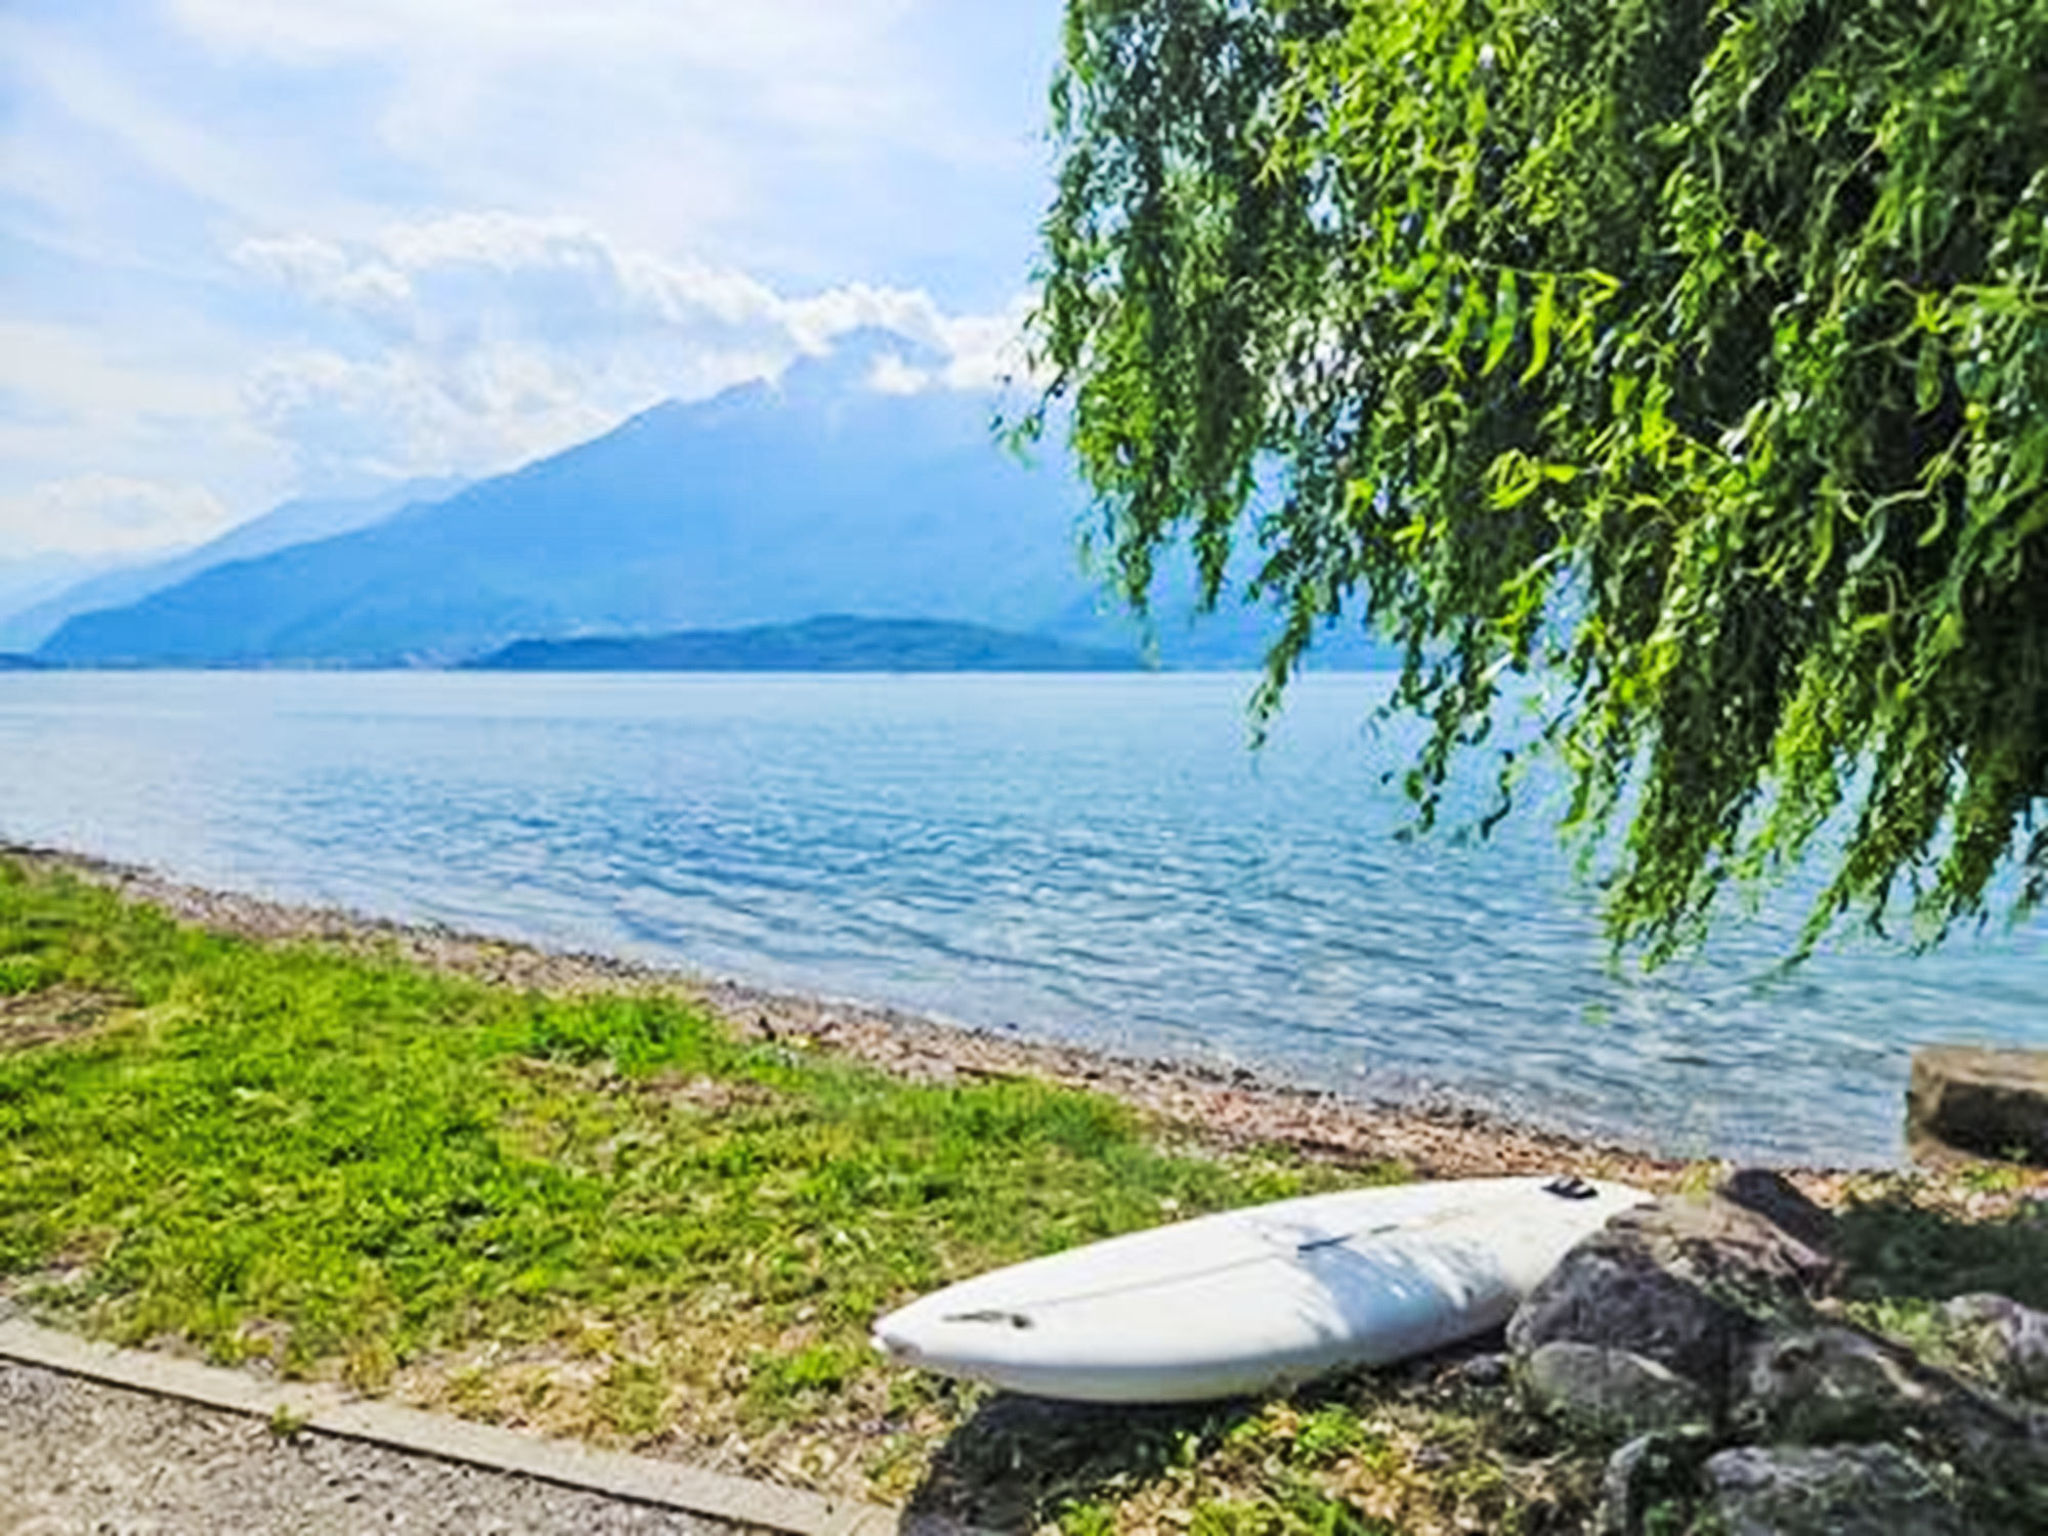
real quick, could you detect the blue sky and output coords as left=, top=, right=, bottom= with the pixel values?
left=0, top=0, right=1066, bottom=558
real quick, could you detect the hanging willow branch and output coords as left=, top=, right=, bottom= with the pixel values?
left=1031, top=0, right=2048, bottom=962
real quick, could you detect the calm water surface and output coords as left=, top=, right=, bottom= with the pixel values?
left=3, top=671, right=2042, bottom=1164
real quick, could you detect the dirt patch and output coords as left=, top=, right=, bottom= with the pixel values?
left=0, top=985, right=123, bottom=1053
left=634, top=1071, right=781, bottom=1115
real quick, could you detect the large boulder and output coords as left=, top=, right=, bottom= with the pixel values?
left=1508, top=1190, right=1832, bottom=1424
left=1737, top=1324, right=2011, bottom=1446
left=1737, top=1324, right=2048, bottom=1527
left=1696, top=1444, right=1964, bottom=1536
left=1908, top=1046, right=2048, bottom=1164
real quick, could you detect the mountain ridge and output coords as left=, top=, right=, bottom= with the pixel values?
left=466, top=615, right=1144, bottom=673
left=36, top=335, right=1399, bottom=672
left=2, top=477, right=464, bottom=653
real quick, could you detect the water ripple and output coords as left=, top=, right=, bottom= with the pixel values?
left=2, top=670, right=2044, bottom=1164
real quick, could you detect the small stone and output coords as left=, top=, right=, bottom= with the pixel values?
left=1455, top=1351, right=1509, bottom=1388
left=1519, top=1341, right=1714, bottom=1438
left=1942, top=1292, right=2048, bottom=1399
left=1908, top=1046, right=2048, bottom=1165
left=1697, top=1443, right=1964, bottom=1536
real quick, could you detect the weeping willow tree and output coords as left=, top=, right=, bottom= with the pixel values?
left=1030, top=0, right=2048, bottom=960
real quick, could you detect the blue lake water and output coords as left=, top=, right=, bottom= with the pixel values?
left=2, top=670, right=2042, bottom=1165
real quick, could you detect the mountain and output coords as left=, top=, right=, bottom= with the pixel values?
left=38, top=334, right=1398, bottom=670
left=0, top=551, right=151, bottom=640
left=467, top=615, right=1144, bottom=672
left=1, top=477, right=462, bottom=652
left=0, top=653, right=47, bottom=670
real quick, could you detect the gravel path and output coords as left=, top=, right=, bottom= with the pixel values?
left=0, top=1361, right=738, bottom=1535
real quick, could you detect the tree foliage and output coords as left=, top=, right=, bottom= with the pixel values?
left=1032, top=0, right=2048, bottom=959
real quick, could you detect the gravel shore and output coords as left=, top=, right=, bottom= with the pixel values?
left=2, top=842, right=1710, bottom=1191
left=0, top=1360, right=732, bottom=1535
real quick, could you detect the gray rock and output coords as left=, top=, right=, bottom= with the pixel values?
left=1738, top=1325, right=1962, bottom=1444
left=1716, top=1169, right=1836, bottom=1257
left=1943, top=1292, right=2048, bottom=1399
left=1454, top=1350, right=1509, bottom=1388
left=1736, top=1322, right=2048, bottom=1521
left=1594, top=1428, right=1713, bottom=1536
left=1520, top=1342, right=1713, bottom=1438
left=1507, top=1194, right=1831, bottom=1421
left=1698, top=1443, right=1964, bottom=1536
left=1908, top=1045, right=2048, bottom=1164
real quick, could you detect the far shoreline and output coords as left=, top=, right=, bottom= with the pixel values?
left=4, top=839, right=1889, bottom=1197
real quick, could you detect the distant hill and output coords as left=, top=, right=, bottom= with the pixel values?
left=467, top=616, right=1144, bottom=673
left=37, top=332, right=1399, bottom=671
left=0, top=551, right=150, bottom=640
left=0, top=653, right=46, bottom=670
left=2, top=477, right=462, bottom=652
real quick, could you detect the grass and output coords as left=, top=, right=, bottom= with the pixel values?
left=6, top=853, right=2043, bottom=1532
left=7, top=856, right=1551, bottom=1527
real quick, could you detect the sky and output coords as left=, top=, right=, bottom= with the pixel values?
left=0, top=0, right=1067, bottom=559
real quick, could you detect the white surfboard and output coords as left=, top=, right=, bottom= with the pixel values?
left=873, top=1175, right=1649, bottom=1403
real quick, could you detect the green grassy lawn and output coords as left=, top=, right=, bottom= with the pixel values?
left=2, top=857, right=1484, bottom=1526
left=7, top=854, right=2042, bottom=1533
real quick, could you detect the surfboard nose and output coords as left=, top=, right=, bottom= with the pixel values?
left=872, top=1323, right=920, bottom=1362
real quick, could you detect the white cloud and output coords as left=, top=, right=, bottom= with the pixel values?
left=0, top=474, right=234, bottom=557
left=230, top=212, right=1030, bottom=483
left=159, top=0, right=1032, bottom=270
left=0, top=319, right=241, bottom=427
left=1, top=1, right=1062, bottom=546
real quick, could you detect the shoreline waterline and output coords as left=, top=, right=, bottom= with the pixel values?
left=4, top=839, right=1875, bottom=1187
left=8, top=670, right=2043, bottom=1165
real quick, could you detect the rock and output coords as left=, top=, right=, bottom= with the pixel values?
left=1519, top=1342, right=1714, bottom=1437
left=1594, top=1428, right=1714, bottom=1536
left=1453, top=1350, right=1508, bottom=1388
left=1737, top=1325, right=1979, bottom=1445
left=1717, top=1168, right=1835, bottom=1256
left=1697, top=1443, right=1964, bottom=1536
left=1507, top=1194, right=1832, bottom=1421
left=1943, top=1292, right=2048, bottom=1399
left=1908, top=1046, right=2048, bottom=1165
left=1737, top=1323, right=2048, bottom=1515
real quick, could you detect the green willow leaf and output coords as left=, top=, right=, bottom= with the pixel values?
left=1482, top=269, right=1521, bottom=378
left=1520, top=273, right=1558, bottom=385
left=1033, top=0, right=2048, bottom=963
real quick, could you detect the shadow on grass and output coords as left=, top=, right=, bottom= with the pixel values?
left=1833, top=1186, right=2048, bottom=1311
left=903, top=1391, right=1267, bottom=1531
left=897, top=1334, right=1581, bottom=1534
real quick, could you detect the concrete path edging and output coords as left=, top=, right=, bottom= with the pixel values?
left=0, top=1318, right=933, bottom=1536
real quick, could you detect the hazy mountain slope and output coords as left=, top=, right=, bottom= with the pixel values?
left=39, top=336, right=1398, bottom=670
left=0, top=552, right=151, bottom=642
left=1, top=478, right=461, bottom=652
left=39, top=343, right=1096, bottom=667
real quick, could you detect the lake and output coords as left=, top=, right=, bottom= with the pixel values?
left=3, top=670, right=2042, bottom=1165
